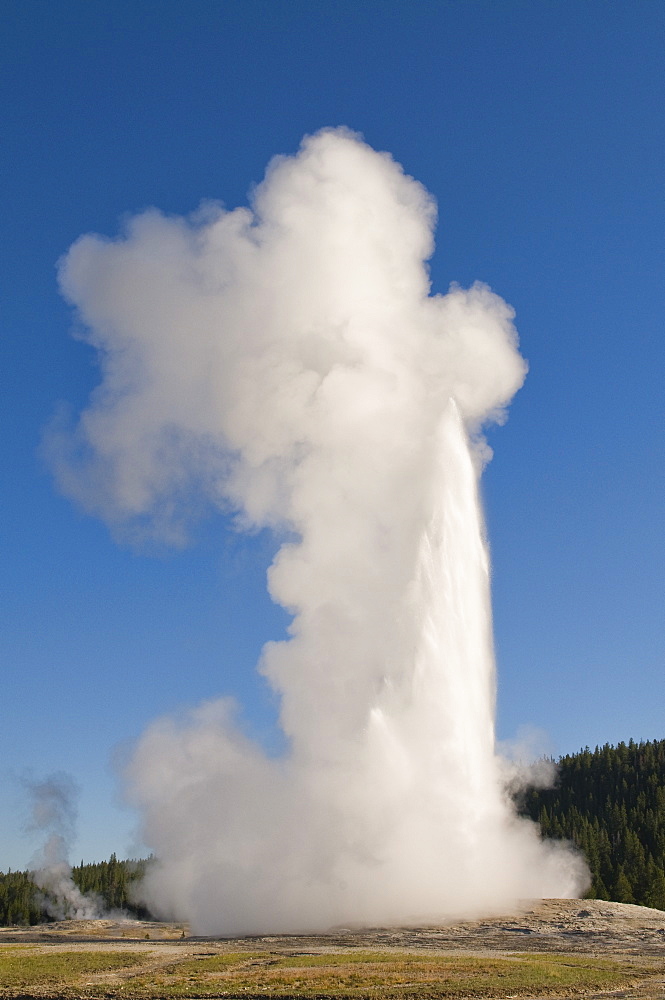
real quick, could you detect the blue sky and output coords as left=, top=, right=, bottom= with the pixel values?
left=1, top=0, right=663, bottom=871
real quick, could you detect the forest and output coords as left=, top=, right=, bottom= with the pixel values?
left=0, top=855, right=149, bottom=926
left=1, top=739, right=663, bottom=925
left=521, top=738, right=665, bottom=909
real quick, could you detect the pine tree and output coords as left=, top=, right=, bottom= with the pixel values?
left=520, top=738, right=665, bottom=910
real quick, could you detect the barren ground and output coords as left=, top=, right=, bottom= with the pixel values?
left=1, top=898, right=664, bottom=999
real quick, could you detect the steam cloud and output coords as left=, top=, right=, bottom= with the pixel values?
left=28, top=774, right=102, bottom=920
left=49, top=129, right=588, bottom=933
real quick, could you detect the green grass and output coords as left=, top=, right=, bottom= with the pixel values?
left=0, top=948, right=147, bottom=990
left=0, top=946, right=650, bottom=999
left=124, top=950, right=645, bottom=998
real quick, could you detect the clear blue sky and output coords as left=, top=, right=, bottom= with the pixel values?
left=1, top=0, right=663, bottom=872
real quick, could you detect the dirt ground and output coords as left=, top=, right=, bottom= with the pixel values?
left=1, top=898, right=664, bottom=998
left=3, top=897, right=664, bottom=956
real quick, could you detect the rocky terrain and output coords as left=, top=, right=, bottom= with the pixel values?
left=1, top=899, right=664, bottom=999
left=3, top=898, right=664, bottom=956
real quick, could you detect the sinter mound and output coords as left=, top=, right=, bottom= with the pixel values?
left=1, top=898, right=664, bottom=957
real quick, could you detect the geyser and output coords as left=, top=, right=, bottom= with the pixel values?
left=28, top=774, right=102, bottom=920
left=50, top=128, right=588, bottom=933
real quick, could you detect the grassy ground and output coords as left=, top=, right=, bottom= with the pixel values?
left=0, top=945, right=653, bottom=999
left=130, top=950, right=644, bottom=998
left=0, top=947, right=147, bottom=992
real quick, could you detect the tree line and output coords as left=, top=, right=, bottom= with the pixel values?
left=520, top=738, right=665, bottom=909
left=71, top=853, right=151, bottom=915
left=2, top=739, right=664, bottom=924
left=0, top=855, right=150, bottom=926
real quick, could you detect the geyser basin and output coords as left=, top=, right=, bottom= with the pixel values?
left=51, top=128, right=588, bottom=933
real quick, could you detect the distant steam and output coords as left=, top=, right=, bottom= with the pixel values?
left=49, top=128, right=588, bottom=933
left=27, top=774, right=102, bottom=920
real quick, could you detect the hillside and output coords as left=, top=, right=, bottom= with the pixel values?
left=521, top=738, right=665, bottom=908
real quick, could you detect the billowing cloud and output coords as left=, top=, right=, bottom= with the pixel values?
left=50, top=128, right=587, bottom=933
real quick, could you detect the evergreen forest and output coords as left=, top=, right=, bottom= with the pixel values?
left=521, top=738, right=665, bottom=909
left=0, top=855, right=150, bottom=926
left=1, top=739, right=664, bottom=925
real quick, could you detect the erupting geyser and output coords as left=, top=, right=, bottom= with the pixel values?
left=49, top=128, right=588, bottom=933
left=28, top=774, right=102, bottom=920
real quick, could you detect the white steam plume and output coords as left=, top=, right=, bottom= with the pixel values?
left=27, top=774, right=102, bottom=920
left=48, top=128, right=588, bottom=933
